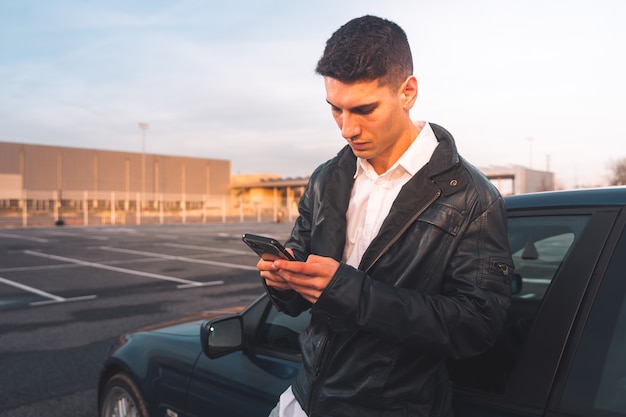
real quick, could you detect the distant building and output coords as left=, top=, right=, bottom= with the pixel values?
left=481, top=165, right=555, bottom=195
left=0, top=141, right=230, bottom=207
left=230, top=173, right=308, bottom=222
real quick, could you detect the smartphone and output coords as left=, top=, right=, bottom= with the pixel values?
left=242, top=233, right=296, bottom=261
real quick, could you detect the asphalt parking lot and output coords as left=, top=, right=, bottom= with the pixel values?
left=0, top=222, right=294, bottom=417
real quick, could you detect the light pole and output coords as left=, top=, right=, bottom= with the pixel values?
left=527, top=136, right=534, bottom=169
left=138, top=122, right=149, bottom=209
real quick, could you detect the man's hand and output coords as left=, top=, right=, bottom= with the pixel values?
left=258, top=251, right=340, bottom=304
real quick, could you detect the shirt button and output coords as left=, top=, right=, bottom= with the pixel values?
left=450, top=179, right=458, bottom=187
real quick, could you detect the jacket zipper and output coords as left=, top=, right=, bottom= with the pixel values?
left=307, top=332, right=334, bottom=415
left=364, top=189, right=442, bottom=273
left=495, top=261, right=510, bottom=276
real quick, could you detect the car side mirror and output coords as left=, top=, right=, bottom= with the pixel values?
left=201, top=315, right=243, bottom=359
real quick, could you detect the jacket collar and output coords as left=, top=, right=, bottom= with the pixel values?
left=334, top=123, right=468, bottom=269
left=426, top=123, right=468, bottom=197
left=335, top=122, right=467, bottom=197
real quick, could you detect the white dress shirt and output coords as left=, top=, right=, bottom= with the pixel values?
left=343, top=122, right=439, bottom=267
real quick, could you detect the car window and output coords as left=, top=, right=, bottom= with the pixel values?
left=257, top=306, right=311, bottom=354
left=449, top=214, right=590, bottom=393
left=561, top=226, right=626, bottom=416
left=509, top=216, right=588, bottom=300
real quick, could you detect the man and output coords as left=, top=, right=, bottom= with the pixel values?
left=258, top=15, right=513, bottom=417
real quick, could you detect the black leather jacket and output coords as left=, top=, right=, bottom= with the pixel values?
left=268, top=124, right=513, bottom=416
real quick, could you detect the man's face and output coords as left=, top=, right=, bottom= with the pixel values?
left=324, top=76, right=417, bottom=174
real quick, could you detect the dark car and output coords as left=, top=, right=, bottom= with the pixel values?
left=98, top=187, right=626, bottom=417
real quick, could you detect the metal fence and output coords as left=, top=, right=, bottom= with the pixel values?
left=0, top=190, right=299, bottom=227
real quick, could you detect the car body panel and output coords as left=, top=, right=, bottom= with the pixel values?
left=185, top=349, right=298, bottom=417
left=100, top=310, right=246, bottom=417
left=504, top=186, right=626, bottom=210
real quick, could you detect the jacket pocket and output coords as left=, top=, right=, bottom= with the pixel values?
left=418, top=202, right=466, bottom=236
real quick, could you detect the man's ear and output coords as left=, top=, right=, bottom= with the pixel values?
left=400, top=76, right=418, bottom=110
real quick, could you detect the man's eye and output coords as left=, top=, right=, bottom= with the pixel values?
left=354, top=106, right=376, bottom=115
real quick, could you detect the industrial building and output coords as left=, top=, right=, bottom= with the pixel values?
left=0, top=141, right=231, bottom=225
left=481, top=165, right=556, bottom=195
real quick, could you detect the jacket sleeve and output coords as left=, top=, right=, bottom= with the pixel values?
left=312, top=195, right=513, bottom=359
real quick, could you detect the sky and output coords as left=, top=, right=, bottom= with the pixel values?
left=1, top=0, right=625, bottom=189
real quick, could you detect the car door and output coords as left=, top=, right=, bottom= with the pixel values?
left=550, top=210, right=626, bottom=417
left=184, top=297, right=309, bottom=417
left=450, top=205, right=623, bottom=416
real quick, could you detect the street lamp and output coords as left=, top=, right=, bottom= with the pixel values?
left=138, top=122, right=149, bottom=209
left=527, top=136, right=534, bottom=169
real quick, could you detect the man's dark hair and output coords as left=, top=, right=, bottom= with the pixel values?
left=315, top=15, right=413, bottom=88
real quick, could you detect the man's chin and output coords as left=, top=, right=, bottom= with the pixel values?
left=349, top=145, right=370, bottom=158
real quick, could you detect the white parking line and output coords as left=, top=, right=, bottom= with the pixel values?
left=23, top=250, right=224, bottom=288
left=0, top=264, right=82, bottom=273
left=0, top=276, right=64, bottom=301
left=0, top=232, right=49, bottom=243
left=0, top=255, right=169, bottom=273
left=0, top=276, right=97, bottom=306
left=39, top=230, right=109, bottom=241
left=99, top=246, right=258, bottom=270
left=30, top=295, right=98, bottom=306
left=159, top=242, right=251, bottom=255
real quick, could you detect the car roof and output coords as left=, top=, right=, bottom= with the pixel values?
left=504, top=186, right=626, bottom=210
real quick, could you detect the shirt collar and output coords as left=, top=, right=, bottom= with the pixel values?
left=353, top=122, right=439, bottom=179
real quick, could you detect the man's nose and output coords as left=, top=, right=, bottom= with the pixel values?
left=340, top=113, right=360, bottom=140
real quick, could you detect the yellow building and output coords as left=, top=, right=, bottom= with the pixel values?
left=230, top=173, right=308, bottom=223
